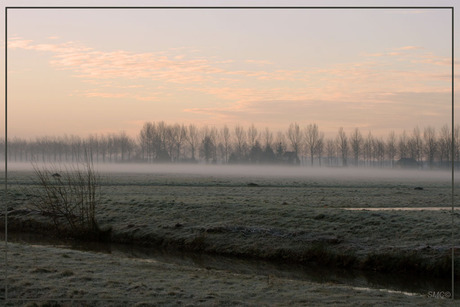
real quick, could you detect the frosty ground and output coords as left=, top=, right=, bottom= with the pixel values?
left=1, top=164, right=459, bottom=305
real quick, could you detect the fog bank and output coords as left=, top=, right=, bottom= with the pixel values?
left=5, top=162, right=454, bottom=182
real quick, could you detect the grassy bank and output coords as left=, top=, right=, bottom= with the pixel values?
left=2, top=169, right=459, bottom=280
left=3, top=241, right=457, bottom=306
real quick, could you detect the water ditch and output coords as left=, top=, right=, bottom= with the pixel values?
left=2, top=230, right=459, bottom=299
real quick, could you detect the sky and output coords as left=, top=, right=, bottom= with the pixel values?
left=0, top=0, right=459, bottom=139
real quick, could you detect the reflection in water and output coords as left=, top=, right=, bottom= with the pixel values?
left=2, top=231, right=458, bottom=298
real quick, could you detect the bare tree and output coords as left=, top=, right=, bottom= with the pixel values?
left=98, top=134, right=108, bottom=163
left=325, top=138, right=336, bottom=166
left=210, top=127, right=218, bottom=162
left=407, top=138, right=417, bottom=160
left=200, top=126, right=217, bottom=163
left=287, top=123, right=303, bottom=161
left=262, top=127, right=273, bottom=149
left=178, top=124, right=188, bottom=161
left=88, top=134, right=100, bottom=163
left=0, top=138, right=4, bottom=161
left=168, top=124, right=187, bottom=162
left=386, top=131, right=397, bottom=168
left=9, top=137, right=29, bottom=162
left=411, top=126, right=423, bottom=164
left=139, top=123, right=150, bottom=162
left=115, top=131, right=134, bottom=162
left=275, top=131, right=287, bottom=160
left=336, top=127, right=349, bottom=167
left=305, top=123, right=322, bottom=166
left=438, top=124, right=451, bottom=166
left=187, top=124, right=200, bottom=162
left=423, top=126, right=437, bottom=169
left=155, top=121, right=171, bottom=162
left=398, top=130, right=409, bottom=160
left=220, top=125, right=231, bottom=164
left=247, top=124, right=259, bottom=148
left=374, top=138, right=385, bottom=167
left=70, top=135, right=83, bottom=162
left=363, top=132, right=373, bottom=167
left=249, top=140, right=264, bottom=164
left=455, top=125, right=460, bottom=168
left=9, top=120, right=460, bottom=169
left=234, top=125, right=247, bottom=161
left=350, top=128, right=363, bottom=167
left=316, top=136, right=324, bottom=167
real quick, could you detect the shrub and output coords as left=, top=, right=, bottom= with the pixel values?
left=28, top=158, right=102, bottom=237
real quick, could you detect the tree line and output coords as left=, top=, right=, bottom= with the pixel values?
left=1, top=122, right=459, bottom=169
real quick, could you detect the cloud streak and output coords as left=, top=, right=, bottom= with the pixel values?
left=184, top=90, right=451, bottom=137
left=9, top=37, right=454, bottom=125
left=11, top=37, right=450, bottom=88
left=9, top=37, right=224, bottom=84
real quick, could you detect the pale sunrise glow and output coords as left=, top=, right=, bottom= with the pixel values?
left=2, top=5, right=456, bottom=139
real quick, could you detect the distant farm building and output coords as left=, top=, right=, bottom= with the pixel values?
left=282, top=151, right=300, bottom=165
left=396, top=158, right=419, bottom=169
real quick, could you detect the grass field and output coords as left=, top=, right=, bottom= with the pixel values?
left=1, top=164, right=459, bottom=305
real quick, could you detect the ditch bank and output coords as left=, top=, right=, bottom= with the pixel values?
left=2, top=209, right=459, bottom=282
left=2, top=229, right=459, bottom=299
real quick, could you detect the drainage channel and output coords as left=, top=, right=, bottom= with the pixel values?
left=2, top=231, right=458, bottom=299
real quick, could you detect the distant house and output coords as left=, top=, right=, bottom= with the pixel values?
left=282, top=151, right=300, bottom=165
left=396, top=158, right=419, bottom=169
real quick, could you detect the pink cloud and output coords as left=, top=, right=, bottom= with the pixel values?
left=363, top=46, right=424, bottom=59
left=8, top=38, right=35, bottom=49
left=9, top=37, right=92, bottom=54
left=9, top=38, right=224, bottom=84
left=9, top=37, right=305, bottom=86
left=183, top=55, right=450, bottom=107
left=9, top=37, right=452, bottom=110
left=83, top=91, right=159, bottom=102
left=415, top=54, right=455, bottom=66
left=183, top=90, right=451, bottom=138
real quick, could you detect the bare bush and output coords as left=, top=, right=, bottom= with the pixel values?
left=28, top=159, right=101, bottom=236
